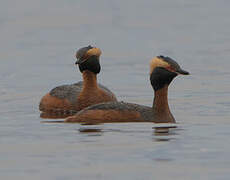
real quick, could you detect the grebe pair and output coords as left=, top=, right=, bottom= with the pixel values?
left=39, top=46, right=189, bottom=123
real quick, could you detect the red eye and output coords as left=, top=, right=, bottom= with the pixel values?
left=166, top=66, right=176, bottom=73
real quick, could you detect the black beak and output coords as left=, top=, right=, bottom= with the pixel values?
left=75, top=58, right=85, bottom=65
left=176, top=68, right=190, bottom=75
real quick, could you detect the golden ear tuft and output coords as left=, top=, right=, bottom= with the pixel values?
left=149, top=57, right=170, bottom=74
left=86, top=48, right=102, bottom=57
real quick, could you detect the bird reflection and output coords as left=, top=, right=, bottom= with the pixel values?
left=152, top=125, right=178, bottom=142
left=78, top=126, right=103, bottom=136
left=40, top=112, right=73, bottom=119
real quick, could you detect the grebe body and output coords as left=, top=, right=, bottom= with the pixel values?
left=39, top=46, right=117, bottom=117
left=65, top=56, right=189, bottom=123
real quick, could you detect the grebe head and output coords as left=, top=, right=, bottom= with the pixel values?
left=75, top=45, right=102, bottom=74
left=150, top=56, right=189, bottom=91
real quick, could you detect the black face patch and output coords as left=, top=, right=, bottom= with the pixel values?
left=78, top=55, right=101, bottom=74
left=150, top=67, right=177, bottom=91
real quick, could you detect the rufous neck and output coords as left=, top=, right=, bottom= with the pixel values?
left=82, top=70, right=98, bottom=90
left=152, top=85, right=175, bottom=123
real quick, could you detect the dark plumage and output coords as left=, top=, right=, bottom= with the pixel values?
left=49, top=82, right=115, bottom=104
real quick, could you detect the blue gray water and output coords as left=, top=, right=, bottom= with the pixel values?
left=0, top=0, right=230, bottom=179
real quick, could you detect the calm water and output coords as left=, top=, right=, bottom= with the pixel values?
left=1, top=0, right=230, bottom=179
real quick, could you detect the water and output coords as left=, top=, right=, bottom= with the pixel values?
left=0, top=0, right=230, bottom=179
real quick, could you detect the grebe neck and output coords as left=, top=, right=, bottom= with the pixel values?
left=152, top=85, right=175, bottom=123
left=82, top=70, right=98, bottom=91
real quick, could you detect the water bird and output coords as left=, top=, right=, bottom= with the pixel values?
left=39, top=45, right=117, bottom=118
left=65, top=55, right=189, bottom=124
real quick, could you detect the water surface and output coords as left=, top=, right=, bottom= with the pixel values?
left=0, top=0, right=230, bottom=179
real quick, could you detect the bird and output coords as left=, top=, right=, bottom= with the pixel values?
left=39, top=45, right=117, bottom=118
left=65, top=55, right=189, bottom=124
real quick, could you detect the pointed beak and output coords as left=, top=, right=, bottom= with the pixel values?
left=75, top=58, right=85, bottom=65
left=176, top=68, right=190, bottom=75
left=75, top=59, right=81, bottom=65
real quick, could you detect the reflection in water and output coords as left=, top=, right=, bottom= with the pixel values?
left=79, top=127, right=102, bottom=133
left=1, top=0, right=230, bottom=178
left=40, top=112, right=75, bottom=119
left=78, top=126, right=103, bottom=136
left=154, top=125, right=177, bottom=134
left=154, top=138, right=174, bottom=142
left=152, top=125, right=179, bottom=142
